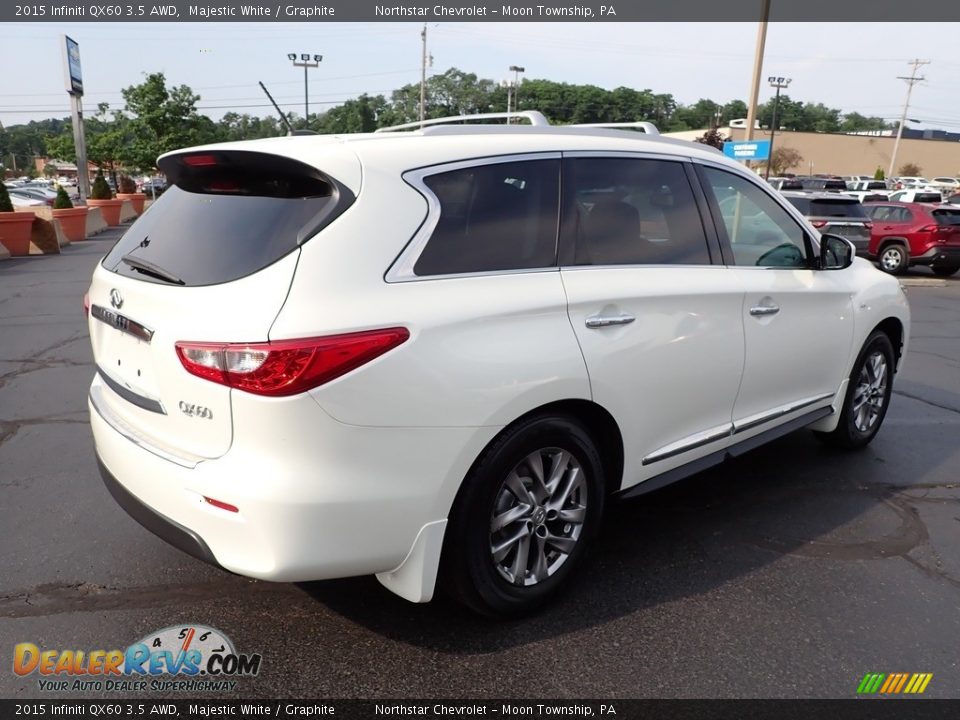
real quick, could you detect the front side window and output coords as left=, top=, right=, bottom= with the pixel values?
left=701, top=166, right=810, bottom=268
left=562, top=157, right=711, bottom=266
left=413, top=159, right=559, bottom=277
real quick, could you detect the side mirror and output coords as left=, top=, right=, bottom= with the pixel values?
left=819, top=233, right=855, bottom=270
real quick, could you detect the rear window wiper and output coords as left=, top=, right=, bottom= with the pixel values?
left=121, top=254, right=185, bottom=285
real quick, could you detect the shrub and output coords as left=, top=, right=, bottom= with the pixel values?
left=118, top=175, right=137, bottom=194
left=53, top=186, right=73, bottom=210
left=0, top=182, right=13, bottom=212
left=898, top=162, right=922, bottom=177
left=874, top=167, right=885, bottom=180
left=90, top=170, right=113, bottom=200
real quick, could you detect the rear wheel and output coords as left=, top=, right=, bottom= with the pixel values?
left=814, top=331, right=895, bottom=449
left=878, top=243, right=909, bottom=275
left=931, top=265, right=959, bottom=277
left=442, top=415, right=605, bottom=617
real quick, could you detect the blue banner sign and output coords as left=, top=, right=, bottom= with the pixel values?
left=723, top=140, right=771, bottom=160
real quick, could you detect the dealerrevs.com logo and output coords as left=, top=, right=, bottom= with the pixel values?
left=13, top=625, right=262, bottom=692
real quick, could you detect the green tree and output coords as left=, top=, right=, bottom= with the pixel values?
left=874, top=167, right=885, bottom=180
left=315, top=94, right=392, bottom=134
left=841, top=112, right=890, bottom=133
left=119, top=72, right=224, bottom=171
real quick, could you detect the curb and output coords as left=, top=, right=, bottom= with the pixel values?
left=900, top=278, right=948, bottom=288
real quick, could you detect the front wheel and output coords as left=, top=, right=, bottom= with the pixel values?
left=442, top=415, right=605, bottom=617
left=814, top=331, right=895, bottom=449
left=878, top=244, right=909, bottom=275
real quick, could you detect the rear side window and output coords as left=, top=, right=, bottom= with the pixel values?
left=932, top=209, right=960, bottom=226
left=102, top=151, right=344, bottom=287
left=562, top=157, right=711, bottom=266
left=413, top=159, right=559, bottom=276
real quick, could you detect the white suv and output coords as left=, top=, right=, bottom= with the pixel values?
left=87, top=112, right=910, bottom=616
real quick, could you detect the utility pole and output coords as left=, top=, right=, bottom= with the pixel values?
left=744, top=0, right=771, bottom=148
left=888, top=59, right=929, bottom=179
left=419, top=23, right=427, bottom=126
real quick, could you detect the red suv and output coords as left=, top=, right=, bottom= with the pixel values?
left=863, top=201, right=960, bottom=276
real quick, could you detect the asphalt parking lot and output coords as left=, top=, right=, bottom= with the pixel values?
left=1, top=231, right=958, bottom=700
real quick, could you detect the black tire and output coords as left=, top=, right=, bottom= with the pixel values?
left=814, top=331, right=895, bottom=449
left=931, top=265, right=960, bottom=277
left=877, top=243, right=909, bottom=275
left=442, top=414, right=605, bottom=617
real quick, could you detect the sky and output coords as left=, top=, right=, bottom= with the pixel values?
left=2, top=22, right=959, bottom=131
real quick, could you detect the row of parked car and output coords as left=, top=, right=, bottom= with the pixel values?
left=764, top=179, right=960, bottom=276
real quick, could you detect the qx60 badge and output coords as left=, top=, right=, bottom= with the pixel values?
left=179, top=402, right=213, bottom=420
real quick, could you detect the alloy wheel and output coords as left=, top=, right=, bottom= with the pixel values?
left=852, top=351, right=888, bottom=433
left=489, top=447, right=587, bottom=587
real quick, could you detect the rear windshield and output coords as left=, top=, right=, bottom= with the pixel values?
left=102, top=153, right=343, bottom=287
left=914, top=193, right=943, bottom=204
left=932, top=209, right=960, bottom=226
left=785, top=197, right=867, bottom=218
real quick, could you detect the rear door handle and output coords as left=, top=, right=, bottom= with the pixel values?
left=749, top=305, right=780, bottom=317
left=585, top=313, right=636, bottom=328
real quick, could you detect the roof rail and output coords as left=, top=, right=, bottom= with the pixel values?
left=567, top=121, right=660, bottom=135
left=375, top=111, right=551, bottom=133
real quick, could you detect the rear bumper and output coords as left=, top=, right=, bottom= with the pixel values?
left=912, top=246, right=960, bottom=267
left=89, top=377, right=499, bottom=588
left=97, top=455, right=222, bottom=569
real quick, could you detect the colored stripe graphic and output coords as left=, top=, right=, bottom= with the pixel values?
left=857, top=672, right=932, bottom=694
left=893, top=674, right=909, bottom=693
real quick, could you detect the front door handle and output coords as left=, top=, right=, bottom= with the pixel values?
left=749, top=304, right=780, bottom=317
left=585, top=313, right=636, bottom=328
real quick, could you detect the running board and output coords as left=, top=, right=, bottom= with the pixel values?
left=618, top=405, right=833, bottom=500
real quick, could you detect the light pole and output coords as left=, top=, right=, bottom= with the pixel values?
left=765, top=76, right=791, bottom=180
left=287, top=53, right=322, bottom=126
left=507, top=65, right=525, bottom=123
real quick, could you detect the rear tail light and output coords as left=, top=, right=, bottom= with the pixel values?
left=83, top=292, right=90, bottom=317
left=810, top=220, right=828, bottom=228
left=863, top=222, right=873, bottom=230
left=175, top=328, right=410, bottom=397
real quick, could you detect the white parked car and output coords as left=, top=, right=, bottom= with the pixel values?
left=929, top=177, right=960, bottom=191
left=888, top=188, right=945, bottom=204
left=86, top=112, right=911, bottom=616
left=9, top=193, right=44, bottom=208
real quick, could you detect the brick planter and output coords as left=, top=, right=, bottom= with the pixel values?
left=0, top=211, right=37, bottom=256
left=87, top=198, right=124, bottom=226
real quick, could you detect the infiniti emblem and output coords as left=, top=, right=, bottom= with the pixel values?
left=109, top=288, right=123, bottom=309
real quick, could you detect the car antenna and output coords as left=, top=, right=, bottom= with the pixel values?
left=259, top=81, right=296, bottom=136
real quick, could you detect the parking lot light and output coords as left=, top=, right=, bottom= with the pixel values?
left=766, top=76, right=791, bottom=180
